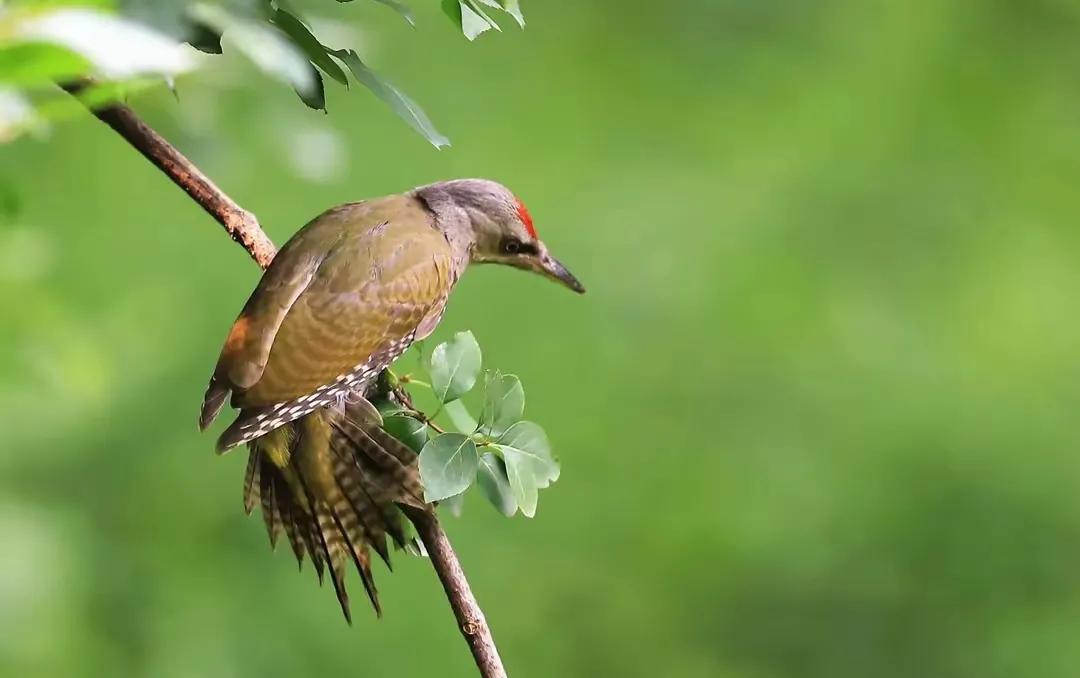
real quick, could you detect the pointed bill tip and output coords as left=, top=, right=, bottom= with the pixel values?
left=540, top=254, right=585, bottom=294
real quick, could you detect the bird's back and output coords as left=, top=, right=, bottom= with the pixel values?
left=202, top=194, right=453, bottom=444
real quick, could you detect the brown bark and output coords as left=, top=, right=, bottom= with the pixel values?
left=402, top=506, right=507, bottom=678
left=60, top=80, right=276, bottom=268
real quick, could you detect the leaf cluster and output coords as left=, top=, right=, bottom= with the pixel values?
left=0, top=0, right=527, bottom=143
left=375, top=331, right=560, bottom=519
left=441, top=0, right=524, bottom=41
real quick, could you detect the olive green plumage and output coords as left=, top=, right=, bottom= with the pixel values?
left=199, top=179, right=584, bottom=622
left=203, top=194, right=455, bottom=446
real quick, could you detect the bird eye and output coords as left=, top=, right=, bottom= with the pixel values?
left=502, top=239, right=521, bottom=255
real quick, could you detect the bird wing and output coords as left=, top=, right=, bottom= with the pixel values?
left=201, top=196, right=454, bottom=440
left=199, top=211, right=340, bottom=430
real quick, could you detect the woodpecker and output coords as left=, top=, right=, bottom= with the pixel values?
left=199, top=178, right=583, bottom=621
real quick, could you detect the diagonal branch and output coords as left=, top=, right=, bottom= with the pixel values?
left=63, top=83, right=507, bottom=678
left=60, top=80, right=276, bottom=268
left=401, top=506, right=506, bottom=677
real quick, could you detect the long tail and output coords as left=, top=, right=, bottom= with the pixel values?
left=241, top=399, right=426, bottom=622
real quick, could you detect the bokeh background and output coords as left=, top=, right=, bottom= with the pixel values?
left=4, top=1, right=1080, bottom=676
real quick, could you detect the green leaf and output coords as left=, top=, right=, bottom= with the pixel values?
left=442, top=0, right=502, bottom=40
left=460, top=5, right=493, bottom=40
left=191, top=4, right=317, bottom=100
left=473, top=0, right=524, bottom=28
left=271, top=9, right=349, bottom=86
left=460, top=0, right=500, bottom=40
left=370, top=0, right=416, bottom=26
left=495, top=421, right=558, bottom=518
left=441, top=0, right=463, bottom=29
left=0, top=44, right=89, bottom=87
left=17, top=7, right=197, bottom=80
left=393, top=507, right=427, bottom=556
left=497, top=0, right=525, bottom=28
left=478, top=371, right=524, bottom=437
left=372, top=396, right=407, bottom=418
left=501, top=446, right=537, bottom=517
left=478, top=453, right=517, bottom=516
left=442, top=492, right=465, bottom=517
left=429, top=330, right=482, bottom=403
left=398, top=512, right=427, bottom=556
left=419, top=433, right=478, bottom=502
left=382, top=414, right=428, bottom=453
left=185, top=17, right=223, bottom=54
left=330, top=49, right=450, bottom=148
left=445, top=399, right=479, bottom=434
left=295, top=63, right=326, bottom=111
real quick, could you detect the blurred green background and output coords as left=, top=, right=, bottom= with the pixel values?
left=4, top=1, right=1080, bottom=676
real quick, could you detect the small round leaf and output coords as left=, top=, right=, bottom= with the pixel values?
left=419, top=433, right=479, bottom=502
left=478, top=453, right=517, bottom=517
left=382, top=415, right=428, bottom=454
left=429, top=331, right=482, bottom=403
left=478, top=371, right=524, bottom=437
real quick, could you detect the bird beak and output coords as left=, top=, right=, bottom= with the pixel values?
left=537, top=251, right=585, bottom=294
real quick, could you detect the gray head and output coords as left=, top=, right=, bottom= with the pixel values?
left=415, top=178, right=585, bottom=294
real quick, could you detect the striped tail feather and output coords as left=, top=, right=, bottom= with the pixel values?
left=277, top=485, right=308, bottom=567
left=241, top=402, right=424, bottom=622
left=330, top=444, right=392, bottom=568
left=330, top=414, right=425, bottom=508
left=310, top=498, right=354, bottom=624
left=259, top=462, right=282, bottom=547
left=328, top=419, right=424, bottom=562
left=242, top=448, right=261, bottom=515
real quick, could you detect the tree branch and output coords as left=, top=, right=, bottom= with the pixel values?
left=60, top=80, right=276, bottom=268
left=64, top=84, right=507, bottom=678
left=402, top=506, right=507, bottom=677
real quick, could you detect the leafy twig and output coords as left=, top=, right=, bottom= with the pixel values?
left=61, top=80, right=507, bottom=678
left=388, top=380, right=448, bottom=434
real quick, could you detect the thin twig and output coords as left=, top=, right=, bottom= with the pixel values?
left=388, top=381, right=448, bottom=434
left=402, top=506, right=507, bottom=677
left=63, top=82, right=507, bottom=678
left=60, top=79, right=276, bottom=268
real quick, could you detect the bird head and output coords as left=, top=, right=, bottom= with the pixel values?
left=418, top=178, right=585, bottom=294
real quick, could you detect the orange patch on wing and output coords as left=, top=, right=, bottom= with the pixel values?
left=224, top=316, right=251, bottom=355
